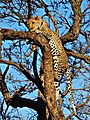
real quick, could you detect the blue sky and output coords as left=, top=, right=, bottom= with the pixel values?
left=0, top=0, right=90, bottom=119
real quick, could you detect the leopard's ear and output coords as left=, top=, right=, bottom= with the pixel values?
left=34, top=16, right=40, bottom=20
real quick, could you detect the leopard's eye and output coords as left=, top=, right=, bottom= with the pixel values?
left=32, top=21, right=35, bottom=24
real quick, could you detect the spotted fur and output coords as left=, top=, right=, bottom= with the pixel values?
left=27, top=16, right=76, bottom=113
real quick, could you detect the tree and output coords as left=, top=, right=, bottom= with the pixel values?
left=0, top=0, right=90, bottom=120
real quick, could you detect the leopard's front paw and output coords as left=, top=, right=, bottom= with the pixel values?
left=35, top=29, right=42, bottom=34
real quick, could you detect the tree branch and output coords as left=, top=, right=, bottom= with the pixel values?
left=0, top=32, right=3, bottom=59
left=0, top=70, right=11, bottom=103
left=66, top=49, right=90, bottom=64
left=61, top=0, right=82, bottom=44
left=38, top=0, right=59, bottom=35
left=0, top=58, right=44, bottom=94
left=10, top=96, right=44, bottom=113
left=43, top=37, right=65, bottom=120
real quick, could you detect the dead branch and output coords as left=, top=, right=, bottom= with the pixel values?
left=66, top=49, right=90, bottom=64
left=38, top=0, right=59, bottom=35
left=61, top=0, right=82, bottom=44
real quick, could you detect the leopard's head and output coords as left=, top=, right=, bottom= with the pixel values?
left=27, top=16, right=48, bottom=33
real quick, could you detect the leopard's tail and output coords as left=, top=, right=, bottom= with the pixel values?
left=66, top=68, right=76, bottom=114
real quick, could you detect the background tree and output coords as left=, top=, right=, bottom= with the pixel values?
left=0, top=0, right=90, bottom=120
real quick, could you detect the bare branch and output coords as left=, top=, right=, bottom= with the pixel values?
left=66, top=49, right=90, bottom=64
left=0, top=69, right=11, bottom=103
left=0, top=59, right=44, bottom=94
left=61, top=0, right=82, bottom=43
left=0, top=32, right=3, bottom=59
left=38, top=0, right=59, bottom=35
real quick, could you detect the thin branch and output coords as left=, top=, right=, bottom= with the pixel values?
left=38, top=0, right=59, bottom=35
left=0, top=70, right=11, bottom=103
left=0, top=59, right=44, bottom=94
left=65, top=49, right=90, bottom=64
left=0, top=32, right=3, bottom=59
left=61, top=0, right=82, bottom=44
left=77, top=96, right=90, bottom=108
left=79, top=0, right=83, bottom=6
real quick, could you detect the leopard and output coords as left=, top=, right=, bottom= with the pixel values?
left=27, top=16, right=76, bottom=114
